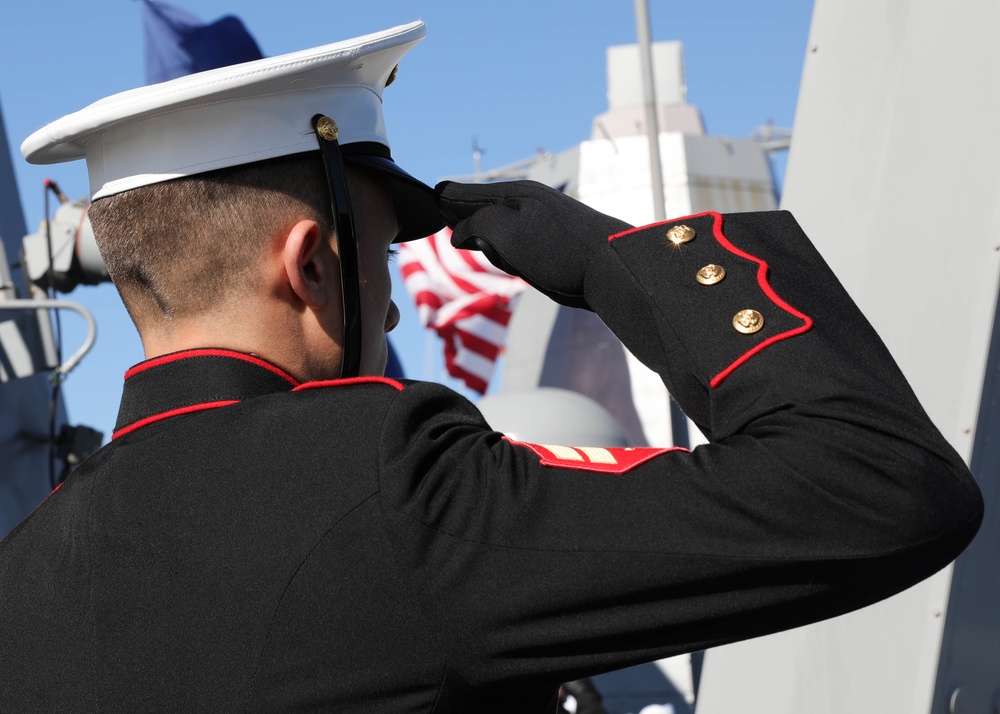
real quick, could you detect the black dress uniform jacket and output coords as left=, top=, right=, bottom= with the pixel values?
left=0, top=211, right=983, bottom=713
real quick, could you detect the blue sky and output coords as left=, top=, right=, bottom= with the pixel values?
left=0, top=1, right=814, bottom=438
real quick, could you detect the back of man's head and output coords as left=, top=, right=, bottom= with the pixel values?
left=88, top=153, right=332, bottom=332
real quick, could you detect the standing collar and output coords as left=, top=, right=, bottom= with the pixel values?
left=114, top=349, right=299, bottom=439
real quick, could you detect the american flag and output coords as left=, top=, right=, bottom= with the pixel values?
left=398, top=228, right=527, bottom=393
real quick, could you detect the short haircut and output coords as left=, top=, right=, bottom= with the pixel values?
left=88, top=153, right=334, bottom=330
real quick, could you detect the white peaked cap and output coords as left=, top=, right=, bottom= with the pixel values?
left=22, top=20, right=431, bottom=210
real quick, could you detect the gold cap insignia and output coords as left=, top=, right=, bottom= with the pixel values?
left=315, top=115, right=339, bottom=142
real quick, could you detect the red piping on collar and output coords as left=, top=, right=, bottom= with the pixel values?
left=125, top=349, right=299, bottom=385
left=113, top=400, right=241, bottom=440
left=609, top=211, right=813, bottom=389
left=292, top=376, right=405, bottom=392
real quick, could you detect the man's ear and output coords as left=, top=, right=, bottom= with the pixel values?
left=282, top=219, right=332, bottom=309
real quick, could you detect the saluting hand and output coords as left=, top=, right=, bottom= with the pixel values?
left=435, top=180, right=631, bottom=310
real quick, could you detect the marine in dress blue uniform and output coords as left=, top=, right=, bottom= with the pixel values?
left=0, top=21, right=983, bottom=714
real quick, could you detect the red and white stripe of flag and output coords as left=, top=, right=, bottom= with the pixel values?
left=398, top=228, right=527, bottom=393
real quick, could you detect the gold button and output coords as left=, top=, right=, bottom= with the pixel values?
left=696, top=264, right=726, bottom=285
left=315, top=115, right=339, bottom=141
left=733, top=309, right=764, bottom=334
left=666, top=225, right=696, bottom=245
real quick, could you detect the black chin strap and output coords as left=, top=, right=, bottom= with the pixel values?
left=312, top=114, right=362, bottom=378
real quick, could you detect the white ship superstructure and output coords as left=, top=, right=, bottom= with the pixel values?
left=497, top=40, right=779, bottom=454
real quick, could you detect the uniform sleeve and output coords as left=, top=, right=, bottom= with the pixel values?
left=375, top=210, right=983, bottom=688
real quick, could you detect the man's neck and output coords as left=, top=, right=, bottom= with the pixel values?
left=139, top=313, right=314, bottom=382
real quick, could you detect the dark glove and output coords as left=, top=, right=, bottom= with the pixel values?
left=435, top=180, right=631, bottom=310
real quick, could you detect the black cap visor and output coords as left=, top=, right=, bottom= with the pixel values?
left=341, top=143, right=445, bottom=242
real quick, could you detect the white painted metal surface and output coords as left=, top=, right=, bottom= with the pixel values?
left=695, top=0, right=1000, bottom=711
left=606, top=42, right=686, bottom=110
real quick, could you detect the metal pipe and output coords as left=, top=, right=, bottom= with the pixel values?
left=634, top=0, right=666, bottom=222
left=634, top=1, right=690, bottom=450
left=0, top=299, right=97, bottom=384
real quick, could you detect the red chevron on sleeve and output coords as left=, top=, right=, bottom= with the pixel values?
left=505, top=438, right=685, bottom=475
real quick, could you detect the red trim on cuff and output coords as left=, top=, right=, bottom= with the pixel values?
left=608, top=212, right=728, bottom=242
left=125, top=349, right=299, bottom=385
left=705, top=212, right=813, bottom=387
left=292, top=376, right=405, bottom=392
left=609, top=212, right=813, bottom=389
left=113, top=400, right=241, bottom=440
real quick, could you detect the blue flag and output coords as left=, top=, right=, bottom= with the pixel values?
left=143, top=0, right=263, bottom=84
